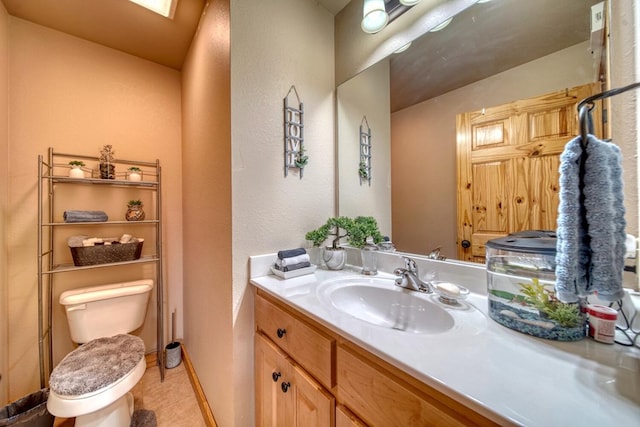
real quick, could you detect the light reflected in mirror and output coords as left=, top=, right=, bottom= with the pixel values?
left=337, top=0, right=636, bottom=262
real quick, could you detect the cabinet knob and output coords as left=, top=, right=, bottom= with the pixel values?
left=276, top=328, right=286, bottom=338
left=281, top=382, right=291, bottom=393
left=272, top=371, right=281, bottom=382
left=461, top=240, right=471, bottom=248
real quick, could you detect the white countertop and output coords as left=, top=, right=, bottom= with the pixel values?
left=249, top=252, right=640, bottom=427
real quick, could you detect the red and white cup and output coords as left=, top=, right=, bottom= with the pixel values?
left=587, top=305, right=618, bottom=344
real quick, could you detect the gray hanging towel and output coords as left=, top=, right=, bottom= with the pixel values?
left=555, top=135, right=626, bottom=303
left=555, top=136, right=590, bottom=302
left=583, top=135, right=626, bottom=301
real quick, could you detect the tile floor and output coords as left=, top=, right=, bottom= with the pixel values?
left=53, top=360, right=207, bottom=426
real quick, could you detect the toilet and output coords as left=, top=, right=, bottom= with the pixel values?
left=47, top=279, right=154, bottom=427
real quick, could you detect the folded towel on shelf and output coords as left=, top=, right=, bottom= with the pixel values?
left=63, top=210, right=108, bottom=223
left=277, top=248, right=307, bottom=259
left=276, top=253, right=311, bottom=267
left=273, top=261, right=311, bottom=272
left=555, top=135, right=626, bottom=303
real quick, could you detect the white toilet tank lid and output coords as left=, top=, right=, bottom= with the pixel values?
left=59, top=279, right=154, bottom=305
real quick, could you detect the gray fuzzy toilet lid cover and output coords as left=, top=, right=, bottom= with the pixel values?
left=49, top=334, right=145, bottom=397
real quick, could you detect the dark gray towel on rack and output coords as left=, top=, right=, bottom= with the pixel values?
left=63, top=210, right=108, bottom=223
left=555, top=135, right=626, bottom=302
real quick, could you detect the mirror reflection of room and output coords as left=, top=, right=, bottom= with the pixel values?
left=337, top=0, right=637, bottom=265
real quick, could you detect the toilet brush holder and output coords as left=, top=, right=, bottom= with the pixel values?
left=165, top=309, right=182, bottom=369
left=165, top=342, right=181, bottom=369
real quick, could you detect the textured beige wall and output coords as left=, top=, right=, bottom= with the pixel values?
left=180, top=0, right=232, bottom=425
left=7, top=17, right=182, bottom=400
left=337, top=59, right=391, bottom=236
left=230, top=0, right=335, bottom=425
left=0, top=1, right=8, bottom=405
left=610, top=0, right=639, bottom=238
left=391, top=42, right=596, bottom=259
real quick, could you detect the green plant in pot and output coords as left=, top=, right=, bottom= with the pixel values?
left=349, top=216, right=384, bottom=248
left=68, top=160, right=86, bottom=178
left=305, top=216, right=383, bottom=270
left=127, top=166, right=142, bottom=181
left=125, top=199, right=145, bottom=221
left=294, top=146, right=309, bottom=168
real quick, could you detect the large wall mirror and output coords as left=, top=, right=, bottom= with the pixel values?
left=337, top=0, right=638, bottom=264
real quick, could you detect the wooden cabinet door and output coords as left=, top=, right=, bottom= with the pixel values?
left=287, top=361, right=335, bottom=427
left=456, top=83, right=601, bottom=262
left=255, top=333, right=289, bottom=427
left=336, top=405, right=367, bottom=427
left=256, top=332, right=335, bottom=427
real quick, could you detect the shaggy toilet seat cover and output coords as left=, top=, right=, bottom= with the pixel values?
left=49, top=334, right=145, bottom=397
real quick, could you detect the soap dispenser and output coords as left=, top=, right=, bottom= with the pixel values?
left=361, top=236, right=379, bottom=276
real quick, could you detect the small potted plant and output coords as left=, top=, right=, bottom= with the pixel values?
left=349, top=216, right=384, bottom=249
left=99, top=145, right=115, bottom=179
left=305, top=216, right=383, bottom=270
left=125, top=199, right=145, bottom=221
left=127, top=166, right=142, bottom=182
left=295, top=147, right=309, bottom=169
left=68, top=160, right=85, bottom=178
left=358, top=161, right=369, bottom=180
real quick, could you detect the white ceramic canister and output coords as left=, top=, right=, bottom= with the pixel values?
left=587, top=304, right=618, bottom=344
left=128, top=171, right=142, bottom=181
left=69, top=166, right=84, bottom=178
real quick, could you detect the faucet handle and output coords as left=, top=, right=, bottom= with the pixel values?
left=402, top=256, right=418, bottom=273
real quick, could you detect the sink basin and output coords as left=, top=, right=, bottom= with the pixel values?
left=317, top=276, right=455, bottom=334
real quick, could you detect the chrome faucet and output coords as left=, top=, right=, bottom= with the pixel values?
left=426, top=246, right=446, bottom=261
left=393, top=256, right=433, bottom=293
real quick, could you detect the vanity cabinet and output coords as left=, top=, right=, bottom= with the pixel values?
left=337, top=343, right=498, bottom=427
left=255, top=292, right=334, bottom=390
left=255, top=288, right=502, bottom=427
left=336, top=405, right=367, bottom=427
left=255, top=294, right=335, bottom=426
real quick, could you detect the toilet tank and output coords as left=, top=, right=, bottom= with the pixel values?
left=60, top=279, right=154, bottom=343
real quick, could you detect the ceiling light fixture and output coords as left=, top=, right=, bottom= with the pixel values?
left=394, top=42, right=412, bottom=54
left=429, top=17, right=453, bottom=32
left=399, top=0, right=422, bottom=6
left=361, top=0, right=389, bottom=34
left=129, top=0, right=176, bottom=18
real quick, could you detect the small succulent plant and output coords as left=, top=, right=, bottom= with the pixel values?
left=358, top=161, right=369, bottom=179
left=295, top=146, right=308, bottom=168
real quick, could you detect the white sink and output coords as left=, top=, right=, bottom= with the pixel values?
left=317, top=276, right=455, bottom=334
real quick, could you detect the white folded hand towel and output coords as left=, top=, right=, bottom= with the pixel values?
left=277, top=253, right=311, bottom=267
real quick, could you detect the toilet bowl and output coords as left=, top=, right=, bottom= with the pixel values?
left=47, top=279, right=153, bottom=427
